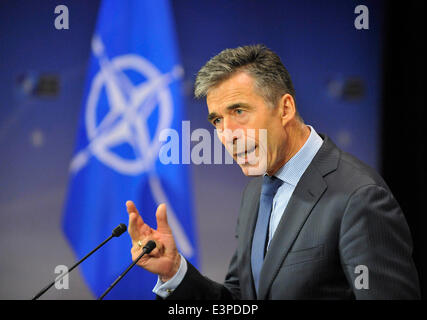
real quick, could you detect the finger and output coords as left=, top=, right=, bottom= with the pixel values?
left=156, top=203, right=172, bottom=234
left=127, top=211, right=140, bottom=239
left=126, top=201, right=147, bottom=239
left=131, top=236, right=155, bottom=254
left=126, top=200, right=141, bottom=217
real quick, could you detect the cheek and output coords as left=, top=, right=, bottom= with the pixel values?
left=216, top=130, right=224, bottom=143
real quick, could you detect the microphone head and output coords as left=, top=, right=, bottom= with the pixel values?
left=143, top=240, right=156, bottom=253
left=112, top=223, right=127, bottom=237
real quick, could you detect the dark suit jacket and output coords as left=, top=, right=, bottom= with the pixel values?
left=166, top=135, right=420, bottom=299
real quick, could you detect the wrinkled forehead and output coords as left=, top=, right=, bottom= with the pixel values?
left=206, top=72, right=259, bottom=113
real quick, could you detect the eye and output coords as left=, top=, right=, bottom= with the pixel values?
left=235, top=109, right=244, bottom=115
left=212, top=118, right=221, bottom=126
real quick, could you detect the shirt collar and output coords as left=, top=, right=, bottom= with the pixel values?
left=273, top=125, right=323, bottom=187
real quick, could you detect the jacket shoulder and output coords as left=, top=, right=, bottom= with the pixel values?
left=316, top=135, right=390, bottom=193
left=336, top=150, right=390, bottom=192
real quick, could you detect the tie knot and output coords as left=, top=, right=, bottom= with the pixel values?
left=261, top=175, right=283, bottom=196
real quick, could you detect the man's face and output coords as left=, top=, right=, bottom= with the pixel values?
left=206, top=72, right=287, bottom=176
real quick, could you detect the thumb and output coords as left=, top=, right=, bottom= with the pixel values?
left=156, top=203, right=172, bottom=234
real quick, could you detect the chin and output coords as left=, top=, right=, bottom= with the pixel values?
left=239, top=162, right=267, bottom=176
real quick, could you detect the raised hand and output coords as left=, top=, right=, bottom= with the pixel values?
left=126, top=200, right=181, bottom=282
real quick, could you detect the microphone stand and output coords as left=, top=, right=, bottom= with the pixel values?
left=98, top=240, right=156, bottom=300
left=32, top=223, right=127, bottom=300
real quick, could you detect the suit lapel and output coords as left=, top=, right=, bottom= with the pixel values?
left=257, top=167, right=326, bottom=299
left=238, top=177, right=262, bottom=299
left=257, top=135, right=339, bottom=299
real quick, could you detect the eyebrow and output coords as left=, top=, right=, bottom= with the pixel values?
left=227, top=103, right=247, bottom=111
left=207, top=112, right=220, bottom=122
left=207, top=103, right=251, bottom=122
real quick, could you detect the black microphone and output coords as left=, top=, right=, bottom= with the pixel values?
left=32, top=223, right=127, bottom=300
left=98, top=240, right=156, bottom=300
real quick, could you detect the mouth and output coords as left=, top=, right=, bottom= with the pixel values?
left=234, top=145, right=257, bottom=160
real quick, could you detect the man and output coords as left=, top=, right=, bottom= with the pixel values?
left=126, top=45, right=420, bottom=299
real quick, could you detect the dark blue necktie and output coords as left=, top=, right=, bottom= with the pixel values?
left=251, top=175, right=283, bottom=295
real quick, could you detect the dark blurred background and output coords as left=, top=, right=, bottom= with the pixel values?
left=0, top=0, right=425, bottom=299
left=381, top=0, right=426, bottom=299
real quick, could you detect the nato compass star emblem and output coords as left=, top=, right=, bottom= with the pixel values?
left=69, top=35, right=193, bottom=258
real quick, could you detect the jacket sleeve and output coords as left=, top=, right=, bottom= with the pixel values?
left=161, top=254, right=239, bottom=300
left=160, top=180, right=256, bottom=300
left=339, top=184, right=420, bottom=299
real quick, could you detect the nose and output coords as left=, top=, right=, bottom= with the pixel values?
left=217, top=117, right=244, bottom=149
left=221, top=116, right=236, bottom=131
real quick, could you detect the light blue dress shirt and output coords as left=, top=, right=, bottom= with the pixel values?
left=153, top=125, right=323, bottom=298
left=267, top=125, right=323, bottom=250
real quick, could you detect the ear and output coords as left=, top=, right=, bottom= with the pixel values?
left=278, top=94, right=296, bottom=127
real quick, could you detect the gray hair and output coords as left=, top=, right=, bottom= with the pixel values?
left=194, top=44, right=301, bottom=120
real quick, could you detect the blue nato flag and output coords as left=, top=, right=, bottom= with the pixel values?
left=62, top=0, right=198, bottom=299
